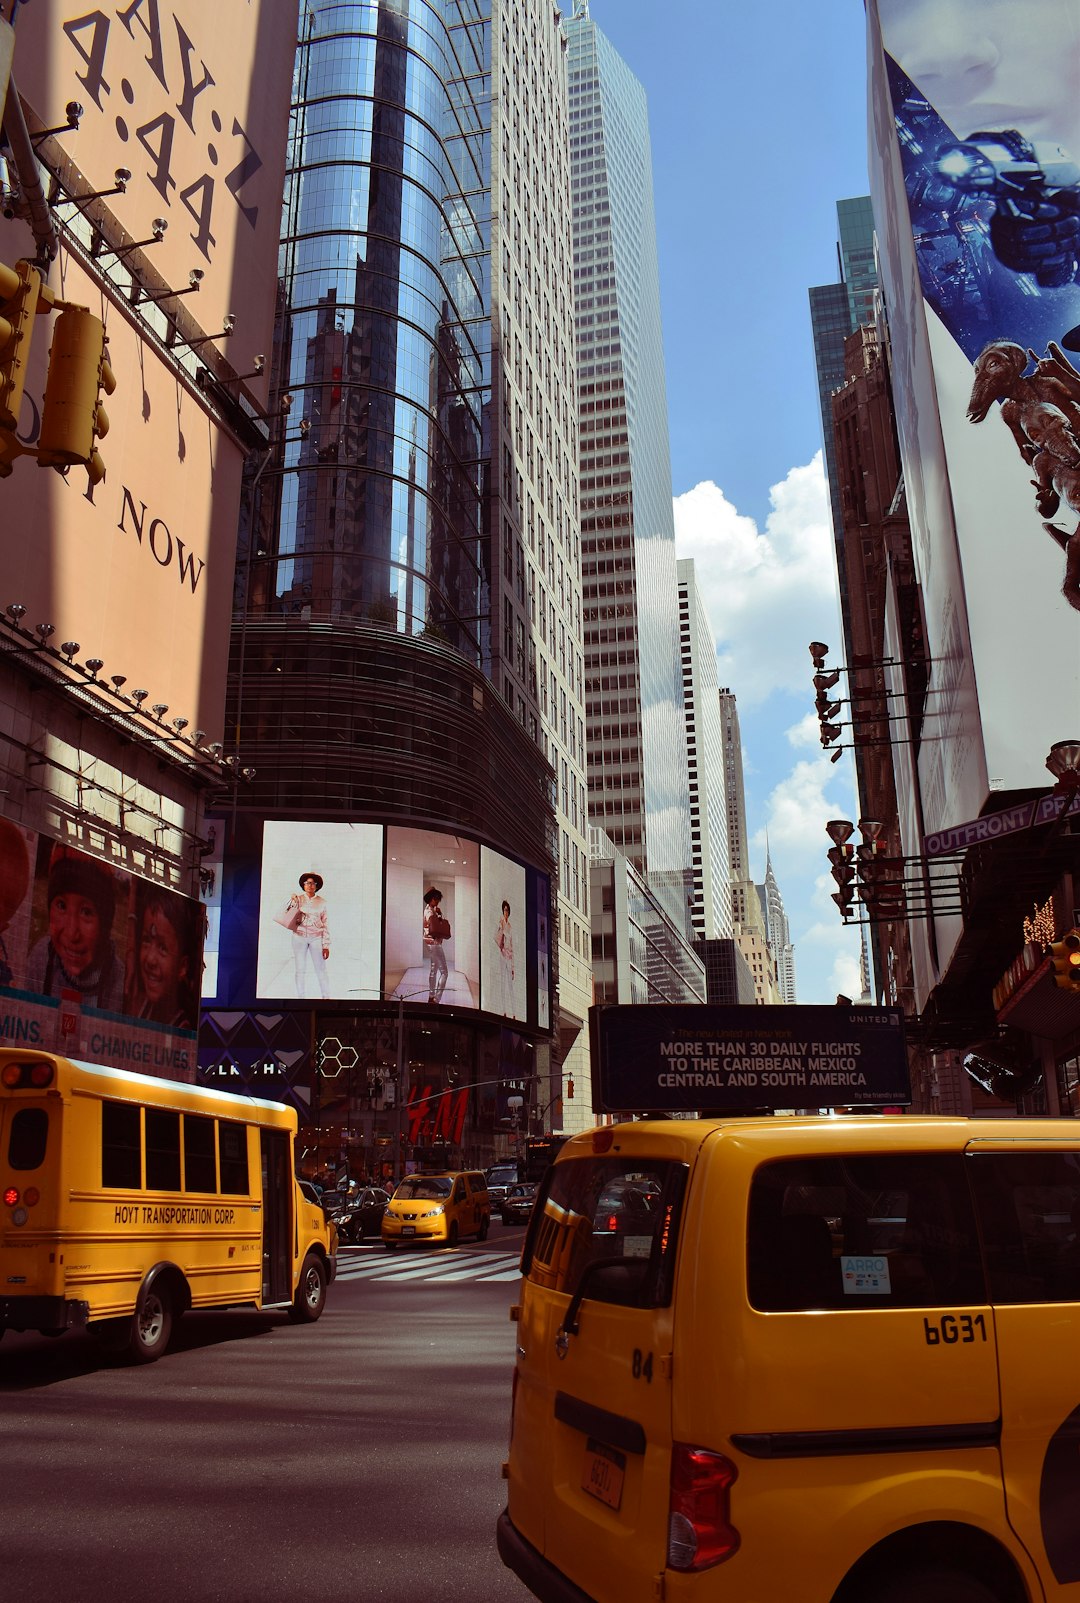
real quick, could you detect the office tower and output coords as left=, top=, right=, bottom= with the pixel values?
left=808, top=197, right=879, bottom=599
left=677, top=561, right=732, bottom=943
left=758, top=846, right=796, bottom=1003
left=718, top=688, right=779, bottom=1004
left=589, top=827, right=706, bottom=1006
left=205, top=0, right=590, bottom=1170
left=566, top=1, right=692, bottom=937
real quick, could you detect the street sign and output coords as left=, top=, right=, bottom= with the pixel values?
left=590, top=1004, right=910, bottom=1114
left=924, top=791, right=1080, bottom=857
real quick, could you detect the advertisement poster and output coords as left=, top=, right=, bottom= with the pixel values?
left=0, top=825, right=203, bottom=1076
left=590, top=1005, right=910, bottom=1114
left=479, top=845, right=527, bottom=1022
left=869, top=0, right=1080, bottom=816
left=384, top=827, right=479, bottom=1009
left=256, top=820, right=383, bottom=1002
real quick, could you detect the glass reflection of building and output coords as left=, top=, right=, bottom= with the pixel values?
left=566, top=2, right=693, bottom=942
left=207, top=0, right=586, bottom=1178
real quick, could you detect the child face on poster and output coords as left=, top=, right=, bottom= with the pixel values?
left=138, top=899, right=190, bottom=1017
left=51, top=890, right=105, bottom=978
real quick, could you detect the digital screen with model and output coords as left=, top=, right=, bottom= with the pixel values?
left=256, top=820, right=384, bottom=1004
left=214, top=817, right=550, bottom=1027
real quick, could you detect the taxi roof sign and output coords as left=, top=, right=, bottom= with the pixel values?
left=589, top=1004, right=910, bottom=1115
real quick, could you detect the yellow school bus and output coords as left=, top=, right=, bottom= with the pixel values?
left=0, top=1050, right=336, bottom=1362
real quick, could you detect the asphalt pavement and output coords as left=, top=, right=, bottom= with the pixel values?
left=0, top=1228, right=534, bottom=1603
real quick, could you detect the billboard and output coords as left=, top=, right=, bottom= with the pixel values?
left=256, top=820, right=383, bottom=1003
left=10, top=0, right=296, bottom=388
left=1, top=2, right=298, bottom=736
left=0, top=820, right=203, bottom=1076
left=868, top=1, right=1080, bottom=829
left=208, top=816, right=552, bottom=1029
left=590, top=1005, right=911, bottom=1114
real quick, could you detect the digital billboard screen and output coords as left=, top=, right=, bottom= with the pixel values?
left=215, top=819, right=551, bottom=1029
left=590, top=1005, right=911, bottom=1114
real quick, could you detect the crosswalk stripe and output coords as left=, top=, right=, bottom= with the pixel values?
left=334, top=1250, right=521, bottom=1284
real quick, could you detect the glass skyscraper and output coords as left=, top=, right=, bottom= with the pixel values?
left=207, top=0, right=591, bottom=1165
left=565, top=1, right=692, bottom=939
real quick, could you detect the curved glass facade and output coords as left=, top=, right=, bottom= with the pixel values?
left=240, top=0, right=491, bottom=662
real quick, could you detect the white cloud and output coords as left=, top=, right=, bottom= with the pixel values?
left=673, top=455, right=841, bottom=703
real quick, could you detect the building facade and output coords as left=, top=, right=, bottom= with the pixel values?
left=205, top=0, right=590, bottom=1177
left=677, top=560, right=731, bottom=944
left=566, top=1, right=692, bottom=940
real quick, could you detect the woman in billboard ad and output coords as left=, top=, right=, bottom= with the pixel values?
left=256, top=821, right=382, bottom=1002
left=480, top=846, right=527, bottom=1021
left=384, top=828, right=479, bottom=1009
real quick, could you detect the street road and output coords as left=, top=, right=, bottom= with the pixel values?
left=0, top=1226, right=535, bottom=1603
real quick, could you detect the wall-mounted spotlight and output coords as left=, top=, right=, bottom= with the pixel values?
left=131, top=688, right=149, bottom=705
left=208, top=742, right=223, bottom=757
left=5, top=603, right=26, bottom=624
left=172, top=716, right=189, bottom=733
left=84, top=658, right=104, bottom=675
left=56, top=168, right=131, bottom=216
left=35, top=623, right=54, bottom=643
left=241, top=766, right=256, bottom=781
left=113, top=218, right=168, bottom=259
left=151, top=702, right=169, bottom=719
left=809, top=640, right=830, bottom=669
left=33, top=102, right=84, bottom=145
left=236, top=354, right=266, bottom=380
left=1046, top=739, right=1080, bottom=791
left=110, top=674, right=127, bottom=691
left=60, top=641, right=79, bottom=660
left=299, top=418, right=311, bottom=438
left=183, top=312, right=236, bottom=350
left=136, top=267, right=203, bottom=306
left=192, top=729, right=207, bottom=746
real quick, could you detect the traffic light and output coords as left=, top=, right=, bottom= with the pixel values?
left=1050, top=929, right=1080, bottom=991
left=38, top=307, right=115, bottom=485
left=566, top=1077, right=575, bottom=1100
left=0, top=259, right=51, bottom=437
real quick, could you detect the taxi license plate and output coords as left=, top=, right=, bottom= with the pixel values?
left=582, top=1438, right=625, bottom=1511
left=402, top=1226, right=415, bottom=1236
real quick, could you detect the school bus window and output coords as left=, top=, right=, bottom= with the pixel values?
left=102, top=1100, right=141, bottom=1189
left=219, top=1121, right=249, bottom=1195
left=146, top=1108, right=181, bottom=1192
left=183, top=1114, right=216, bottom=1193
left=8, top=1107, right=48, bottom=1170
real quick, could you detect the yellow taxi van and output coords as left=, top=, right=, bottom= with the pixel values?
left=381, top=1169, right=491, bottom=1248
left=498, top=1003, right=1080, bottom=1603
left=0, top=1051, right=336, bottom=1362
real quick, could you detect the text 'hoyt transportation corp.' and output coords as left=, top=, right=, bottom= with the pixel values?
left=589, top=1004, right=910, bottom=1114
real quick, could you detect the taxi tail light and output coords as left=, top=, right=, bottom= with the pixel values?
left=667, top=1444, right=740, bottom=1571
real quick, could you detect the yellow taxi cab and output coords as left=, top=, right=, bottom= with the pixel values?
left=381, top=1170, right=490, bottom=1249
left=498, top=1004, right=1080, bottom=1603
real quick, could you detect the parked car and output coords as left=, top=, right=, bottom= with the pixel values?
left=500, top=1182, right=538, bottom=1226
left=335, top=1187, right=391, bottom=1244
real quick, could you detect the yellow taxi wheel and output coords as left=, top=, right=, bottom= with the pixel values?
left=448, top=1222, right=460, bottom=1248
left=856, top=1569, right=1000, bottom=1603
left=477, top=1215, right=489, bottom=1241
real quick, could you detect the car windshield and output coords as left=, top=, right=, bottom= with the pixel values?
left=395, top=1177, right=453, bottom=1200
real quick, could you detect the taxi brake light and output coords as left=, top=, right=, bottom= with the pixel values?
left=668, top=1444, right=740, bottom=1571
left=3, top=1186, right=19, bottom=1207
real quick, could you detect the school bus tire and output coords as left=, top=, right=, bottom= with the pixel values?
left=290, top=1253, right=327, bottom=1322
left=127, top=1279, right=175, bottom=1364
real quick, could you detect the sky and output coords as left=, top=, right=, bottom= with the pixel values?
left=589, top=0, right=874, bottom=1003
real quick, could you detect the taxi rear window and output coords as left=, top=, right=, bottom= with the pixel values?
left=522, top=1156, right=686, bottom=1309
left=748, top=1153, right=984, bottom=1311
